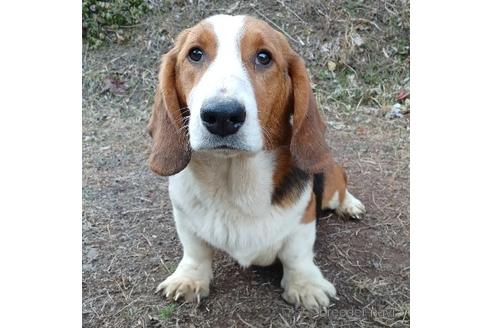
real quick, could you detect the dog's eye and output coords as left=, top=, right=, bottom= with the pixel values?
left=255, top=51, right=272, bottom=66
left=188, top=47, right=203, bottom=62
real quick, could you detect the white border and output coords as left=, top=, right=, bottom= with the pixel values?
left=0, top=1, right=81, bottom=327
left=412, top=1, right=492, bottom=326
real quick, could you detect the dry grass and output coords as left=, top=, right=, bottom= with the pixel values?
left=83, top=1, right=409, bottom=327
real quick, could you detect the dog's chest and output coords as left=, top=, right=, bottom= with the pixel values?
left=168, top=152, right=310, bottom=266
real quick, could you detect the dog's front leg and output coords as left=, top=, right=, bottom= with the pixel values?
left=278, top=221, right=337, bottom=311
left=156, top=208, right=213, bottom=303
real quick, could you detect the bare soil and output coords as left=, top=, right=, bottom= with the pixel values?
left=83, top=1, right=409, bottom=327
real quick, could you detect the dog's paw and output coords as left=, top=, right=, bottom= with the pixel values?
left=281, top=275, right=337, bottom=311
left=156, top=272, right=210, bottom=303
left=337, top=191, right=366, bottom=220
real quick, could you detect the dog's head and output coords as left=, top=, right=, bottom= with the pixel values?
left=148, top=15, right=331, bottom=176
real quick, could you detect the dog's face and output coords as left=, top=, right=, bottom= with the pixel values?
left=149, top=15, right=331, bottom=176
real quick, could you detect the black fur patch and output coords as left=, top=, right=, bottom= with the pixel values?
left=313, top=172, right=336, bottom=223
left=313, top=172, right=325, bottom=220
left=272, top=167, right=310, bottom=205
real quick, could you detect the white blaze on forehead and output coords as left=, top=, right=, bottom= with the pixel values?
left=204, top=14, right=246, bottom=92
left=187, top=14, right=262, bottom=152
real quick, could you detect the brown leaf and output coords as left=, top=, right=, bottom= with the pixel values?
left=396, top=90, right=410, bottom=102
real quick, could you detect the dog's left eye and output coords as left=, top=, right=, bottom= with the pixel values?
left=255, top=51, right=272, bottom=66
left=188, top=47, right=204, bottom=62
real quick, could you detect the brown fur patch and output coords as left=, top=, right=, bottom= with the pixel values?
left=321, top=163, right=347, bottom=209
left=241, top=16, right=334, bottom=174
left=148, top=22, right=217, bottom=176
left=288, top=56, right=334, bottom=174
left=272, top=146, right=293, bottom=193
left=301, top=192, right=316, bottom=224
left=174, top=22, right=217, bottom=106
left=241, top=17, right=292, bottom=150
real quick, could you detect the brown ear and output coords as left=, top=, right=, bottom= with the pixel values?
left=148, top=34, right=191, bottom=176
left=289, top=53, right=333, bottom=173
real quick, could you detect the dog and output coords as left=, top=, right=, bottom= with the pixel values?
left=148, top=14, right=366, bottom=311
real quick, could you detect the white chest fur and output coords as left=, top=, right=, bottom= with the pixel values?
left=168, top=151, right=311, bottom=267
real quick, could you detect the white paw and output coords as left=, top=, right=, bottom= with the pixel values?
left=338, top=191, right=366, bottom=219
left=156, top=271, right=210, bottom=303
left=281, top=274, right=337, bottom=311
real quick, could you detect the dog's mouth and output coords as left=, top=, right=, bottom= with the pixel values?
left=192, top=130, right=257, bottom=156
left=209, top=145, right=249, bottom=156
left=214, top=145, right=240, bottom=150
left=193, top=142, right=252, bottom=158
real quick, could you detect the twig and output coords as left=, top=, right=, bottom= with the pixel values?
left=354, top=18, right=382, bottom=31
left=106, top=255, right=116, bottom=272
left=250, top=5, right=304, bottom=46
left=275, top=0, right=307, bottom=25
left=371, top=192, right=384, bottom=213
left=237, top=313, right=257, bottom=328
left=121, top=207, right=160, bottom=215
left=141, top=233, right=152, bottom=247
left=138, top=196, right=153, bottom=203
left=113, top=298, right=139, bottom=316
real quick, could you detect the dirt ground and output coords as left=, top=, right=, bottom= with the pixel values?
left=82, top=1, right=409, bottom=327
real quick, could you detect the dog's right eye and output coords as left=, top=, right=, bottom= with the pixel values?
left=255, top=50, right=272, bottom=66
left=188, top=47, right=204, bottom=62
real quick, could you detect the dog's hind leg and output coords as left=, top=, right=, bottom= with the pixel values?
left=320, top=163, right=366, bottom=219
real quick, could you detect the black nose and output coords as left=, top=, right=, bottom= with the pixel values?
left=200, top=99, right=246, bottom=137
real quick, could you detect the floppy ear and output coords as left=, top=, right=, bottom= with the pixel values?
left=288, top=53, right=333, bottom=173
left=148, top=34, right=191, bottom=176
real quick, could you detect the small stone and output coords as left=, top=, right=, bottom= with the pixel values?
left=352, top=33, right=364, bottom=46
left=328, top=121, right=346, bottom=130
left=327, top=61, right=336, bottom=72
left=385, top=103, right=403, bottom=119
left=87, top=247, right=99, bottom=261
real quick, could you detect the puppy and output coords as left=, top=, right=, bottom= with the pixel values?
left=148, top=14, right=365, bottom=310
